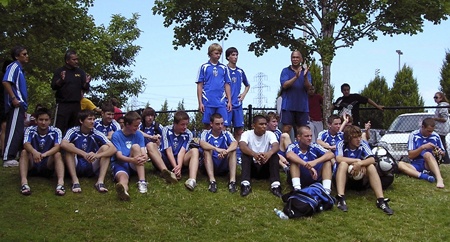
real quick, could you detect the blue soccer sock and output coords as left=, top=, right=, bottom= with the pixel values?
left=419, top=173, right=436, bottom=183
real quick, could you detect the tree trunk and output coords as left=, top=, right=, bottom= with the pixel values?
left=322, top=63, right=332, bottom=128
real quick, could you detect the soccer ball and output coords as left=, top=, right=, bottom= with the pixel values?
left=348, top=165, right=364, bottom=180
left=378, top=156, right=395, bottom=173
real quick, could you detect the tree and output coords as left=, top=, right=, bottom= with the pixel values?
left=177, top=99, right=185, bottom=111
left=0, top=0, right=144, bottom=111
left=156, top=99, right=172, bottom=126
left=153, top=0, right=449, bottom=119
left=384, top=65, right=424, bottom=127
left=439, top=50, right=450, bottom=97
left=360, top=75, right=390, bottom=129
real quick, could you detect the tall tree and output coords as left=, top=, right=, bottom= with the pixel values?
left=153, top=0, right=449, bottom=119
left=156, top=99, right=172, bottom=126
left=177, top=99, right=185, bottom=111
left=360, top=75, right=390, bottom=129
left=0, top=0, right=144, bottom=111
left=384, top=65, right=424, bottom=128
left=439, top=50, right=450, bottom=98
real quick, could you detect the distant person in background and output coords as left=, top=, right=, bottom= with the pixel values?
left=2, top=45, right=29, bottom=167
left=81, top=91, right=101, bottom=113
left=433, top=91, right=450, bottom=164
left=279, top=50, right=312, bottom=136
left=307, top=85, right=323, bottom=142
left=333, top=83, right=383, bottom=127
left=110, top=98, right=123, bottom=121
left=51, top=50, right=91, bottom=135
left=225, top=47, right=250, bottom=141
left=399, top=118, right=445, bottom=188
left=117, top=116, right=125, bottom=129
left=196, top=43, right=231, bottom=130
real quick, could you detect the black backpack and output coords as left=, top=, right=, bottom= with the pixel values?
left=281, top=183, right=335, bottom=219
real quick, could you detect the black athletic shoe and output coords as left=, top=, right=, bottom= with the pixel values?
left=228, top=181, right=237, bottom=193
left=208, top=181, right=217, bottom=193
left=240, top=184, right=252, bottom=197
left=336, top=195, right=348, bottom=212
left=377, top=200, right=394, bottom=215
left=271, top=186, right=283, bottom=198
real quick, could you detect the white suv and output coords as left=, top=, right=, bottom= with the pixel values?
left=379, top=112, right=434, bottom=161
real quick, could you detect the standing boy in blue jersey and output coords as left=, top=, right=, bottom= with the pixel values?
left=62, top=110, right=116, bottom=193
left=139, top=107, right=177, bottom=184
left=19, top=108, right=65, bottom=196
left=2, top=45, right=29, bottom=167
left=286, top=126, right=333, bottom=193
left=279, top=50, right=312, bottom=135
left=161, top=111, right=200, bottom=191
left=335, top=125, right=393, bottom=215
left=225, top=47, right=250, bottom=141
left=111, top=111, right=149, bottom=201
left=398, top=118, right=445, bottom=188
left=200, top=113, right=238, bottom=193
left=94, top=102, right=121, bottom=140
left=196, top=43, right=232, bottom=130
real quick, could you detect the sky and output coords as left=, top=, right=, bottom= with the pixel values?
left=89, top=1, right=450, bottom=111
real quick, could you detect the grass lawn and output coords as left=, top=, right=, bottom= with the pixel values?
left=1, top=162, right=450, bottom=241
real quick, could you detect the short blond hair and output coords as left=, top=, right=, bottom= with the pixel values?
left=208, top=43, right=222, bottom=56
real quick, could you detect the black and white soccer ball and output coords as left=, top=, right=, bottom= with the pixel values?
left=378, top=156, right=396, bottom=173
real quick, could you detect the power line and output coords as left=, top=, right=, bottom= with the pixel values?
left=252, top=72, right=270, bottom=107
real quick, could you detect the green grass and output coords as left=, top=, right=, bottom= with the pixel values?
left=1, top=163, right=450, bottom=241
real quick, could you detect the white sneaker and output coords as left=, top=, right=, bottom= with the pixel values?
left=3, top=160, right=19, bottom=167
left=137, top=181, right=148, bottom=194
left=184, top=178, right=196, bottom=191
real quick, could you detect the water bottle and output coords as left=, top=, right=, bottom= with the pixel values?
left=274, top=208, right=289, bottom=220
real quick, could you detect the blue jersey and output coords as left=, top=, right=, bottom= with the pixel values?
left=226, top=66, right=249, bottom=108
left=287, top=142, right=328, bottom=163
left=94, top=118, right=121, bottom=137
left=161, top=125, right=193, bottom=157
left=317, top=130, right=344, bottom=147
left=111, top=130, right=145, bottom=158
left=196, top=61, right=230, bottom=108
left=24, top=126, right=62, bottom=152
left=335, top=140, right=373, bottom=160
left=63, top=126, right=110, bottom=153
left=280, top=66, right=311, bottom=112
left=408, top=129, right=444, bottom=161
left=2, top=60, right=28, bottom=112
left=201, top=129, right=235, bottom=158
left=270, top=128, right=282, bottom=142
left=139, top=121, right=163, bottom=143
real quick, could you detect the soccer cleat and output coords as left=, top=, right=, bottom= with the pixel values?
left=271, top=186, right=283, bottom=198
left=3, top=160, right=19, bottom=167
left=161, top=169, right=178, bottom=183
left=184, top=178, right=196, bottom=191
left=115, top=183, right=130, bottom=201
left=240, top=184, right=252, bottom=197
left=208, top=181, right=217, bottom=193
left=377, top=200, right=394, bottom=215
left=336, top=195, right=348, bottom=212
left=137, top=181, right=148, bottom=194
left=228, top=181, right=237, bottom=193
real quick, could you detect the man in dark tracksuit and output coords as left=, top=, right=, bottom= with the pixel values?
left=51, top=50, right=90, bottom=135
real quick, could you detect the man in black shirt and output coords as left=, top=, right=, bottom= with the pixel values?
left=333, top=83, right=383, bottom=127
left=51, top=50, right=90, bottom=135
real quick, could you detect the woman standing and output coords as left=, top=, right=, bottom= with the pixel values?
left=433, top=91, right=450, bottom=164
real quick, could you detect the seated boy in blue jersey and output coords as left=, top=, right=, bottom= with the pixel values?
left=286, top=126, right=334, bottom=194
left=317, top=115, right=343, bottom=151
left=266, top=112, right=292, bottom=173
left=161, top=111, right=200, bottom=191
left=196, top=43, right=232, bottom=130
left=398, top=118, right=445, bottom=188
left=19, top=108, right=65, bottom=196
left=239, top=115, right=282, bottom=197
left=335, top=125, right=393, bottom=215
left=224, top=47, right=250, bottom=142
left=139, top=107, right=177, bottom=184
left=61, top=110, right=117, bottom=193
left=200, top=113, right=238, bottom=193
left=111, top=111, right=149, bottom=201
left=94, top=102, right=121, bottom=140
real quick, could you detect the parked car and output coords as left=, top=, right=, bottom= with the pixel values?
left=379, top=113, right=434, bottom=161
